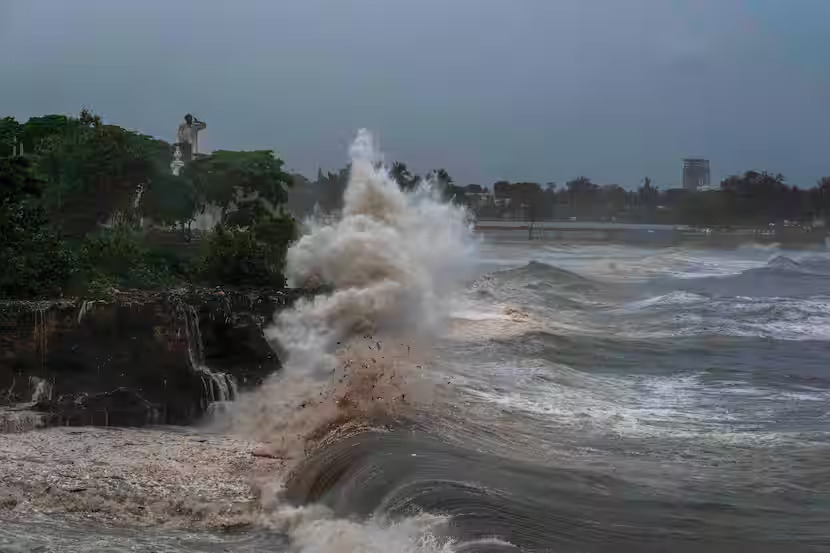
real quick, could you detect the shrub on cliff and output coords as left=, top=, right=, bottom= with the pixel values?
left=75, top=225, right=186, bottom=293
left=193, top=213, right=295, bottom=287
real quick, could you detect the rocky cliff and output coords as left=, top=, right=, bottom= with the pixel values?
left=0, top=288, right=305, bottom=429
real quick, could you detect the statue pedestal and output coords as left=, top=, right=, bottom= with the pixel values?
left=171, top=145, right=185, bottom=176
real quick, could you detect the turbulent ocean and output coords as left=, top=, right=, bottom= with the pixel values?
left=2, top=133, right=829, bottom=552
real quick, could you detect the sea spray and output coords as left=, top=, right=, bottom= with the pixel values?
left=227, top=129, right=475, bottom=552
left=232, top=129, right=475, bottom=448
left=256, top=504, right=455, bottom=553
left=271, top=129, right=476, bottom=376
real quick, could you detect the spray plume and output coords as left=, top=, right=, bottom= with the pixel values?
left=231, top=128, right=475, bottom=458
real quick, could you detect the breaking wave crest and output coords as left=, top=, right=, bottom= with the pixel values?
left=226, top=129, right=476, bottom=552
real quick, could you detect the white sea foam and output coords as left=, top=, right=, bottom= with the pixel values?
left=625, top=296, right=830, bottom=341
left=267, top=129, right=476, bottom=375
left=459, top=366, right=829, bottom=447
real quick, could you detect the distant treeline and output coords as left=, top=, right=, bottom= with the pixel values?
left=287, top=160, right=830, bottom=228
left=472, top=174, right=830, bottom=227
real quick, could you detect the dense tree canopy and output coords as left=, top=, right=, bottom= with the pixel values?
left=0, top=110, right=298, bottom=297
left=184, top=149, right=291, bottom=219
left=36, top=120, right=170, bottom=237
left=0, top=157, right=76, bottom=297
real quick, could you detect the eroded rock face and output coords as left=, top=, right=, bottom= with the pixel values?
left=0, top=288, right=304, bottom=427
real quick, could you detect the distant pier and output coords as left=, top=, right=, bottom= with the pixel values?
left=473, top=220, right=827, bottom=246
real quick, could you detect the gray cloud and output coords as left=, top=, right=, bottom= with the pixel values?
left=1, top=0, right=828, bottom=188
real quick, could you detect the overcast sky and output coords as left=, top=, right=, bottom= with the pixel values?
left=1, top=0, right=828, bottom=188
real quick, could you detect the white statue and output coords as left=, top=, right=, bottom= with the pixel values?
left=176, top=113, right=206, bottom=160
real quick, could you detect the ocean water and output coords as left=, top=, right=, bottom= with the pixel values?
left=2, top=134, right=828, bottom=552
left=280, top=241, right=830, bottom=552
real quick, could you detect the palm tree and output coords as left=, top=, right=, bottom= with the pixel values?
left=390, top=161, right=418, bottom=191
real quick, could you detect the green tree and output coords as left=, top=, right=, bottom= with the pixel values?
left=33, top=111, right=170, bottom=238
left=0, top=117, right=23, bottom=157
left=20, top=114, right=77, bottom=153
left=0, top=157, right=76, bottom=298
left=565, top=177, right=597, bottom=218
left=138, top=172, right=197, bottom=232
left=637, top=177, right=659, bottom=221
left=184, top=149, right=291, bottom=225
left=600, top=184, right=627, bottom=220
left=426, top=168, right=455, bottom=200
left=720, top=171, right=790, bottom=225
left=184, top=149, right=297, bottom=287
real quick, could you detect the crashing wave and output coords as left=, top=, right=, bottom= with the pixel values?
left=767, top=255, right=803, bottom=272
left=225, top=129, right=476, bottom=552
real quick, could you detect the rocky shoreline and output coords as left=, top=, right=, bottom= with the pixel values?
left=0, top=287, right=308, bottom=429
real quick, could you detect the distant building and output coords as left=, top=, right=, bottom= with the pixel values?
left=460, top=186, right=493, bottom=214
left=682, top=158, right=710, bottom=191
left=492, top=181, right=512, bottom=208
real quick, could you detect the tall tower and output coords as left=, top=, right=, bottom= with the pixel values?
left=682, top=159, right=710, bottom=191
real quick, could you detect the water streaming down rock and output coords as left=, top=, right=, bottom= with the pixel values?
left=180, top=303, right=238, bottom=406
left=0, top=376, right=53, bottom=433
left=76, top=300, right=98, bottom=324
left=0, top=409, right=49, bottom=433
left=28, top=376, right=52, bottom=404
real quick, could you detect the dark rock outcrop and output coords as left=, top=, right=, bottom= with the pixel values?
left=0, top=288, right=306, bottom=427
left=33, top=387, right=159, bottom=427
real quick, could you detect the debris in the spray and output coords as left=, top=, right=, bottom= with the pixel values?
left=251, top=447, right=282, bottom=460
left=228, top=129, right=474, bottom=499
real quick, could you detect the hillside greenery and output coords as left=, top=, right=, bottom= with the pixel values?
left=0, top=110, right=295, bottom=298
